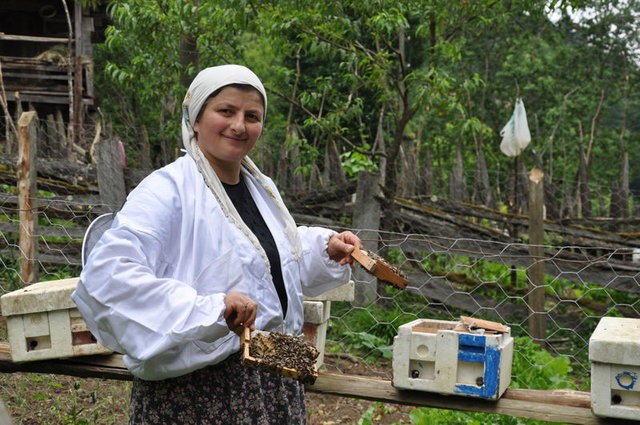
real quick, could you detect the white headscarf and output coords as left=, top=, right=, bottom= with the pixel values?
left=181, top=64, right=302, bottom=262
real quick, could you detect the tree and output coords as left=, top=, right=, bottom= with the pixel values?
left=93, top=0, right=640, bottom=224
left=96, top=0, right=255, bottom=168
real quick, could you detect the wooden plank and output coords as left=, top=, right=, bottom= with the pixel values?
left=0, top=60, right=66, bottom=72
left=0, top=34, right=71, bottom=43
left=460, top=316, right=509, bottom=333
left=308, top=373, right=635, bottom=425
left=4, top=93, right=68, bottom=104
left=3, top=83, right=69, bottom=93
left=0, top=343, right=633, bottom=424
left=0, top=350, right=130, bottom=381
left=351, top=246, right=409, bottom=289
left=5, top=88, right=69, bottom=98
left=2, top=72, right=69, bottom=81
left=351, top=246, right=376, bottom=272
left=0, top=342, right=9, bottom=356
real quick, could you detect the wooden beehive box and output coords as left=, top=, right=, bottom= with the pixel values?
left=0, top=277, right=111, bottom=362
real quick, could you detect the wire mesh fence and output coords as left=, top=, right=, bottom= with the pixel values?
left=1, top=192, right=638, bottom=395
left=322, top=229, right=640, bottom=392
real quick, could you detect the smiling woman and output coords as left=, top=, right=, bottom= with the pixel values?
left=70, top=64, right=362, bottom=424
left=193, top=85, right=265, bottom=184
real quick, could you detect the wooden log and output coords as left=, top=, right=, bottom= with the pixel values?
left=394, top=198, right=640, bottom=293
left=17, top=111, right=39, bottom=285
left=0, top=154, right=96, bottom=191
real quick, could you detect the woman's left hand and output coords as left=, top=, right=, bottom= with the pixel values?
left=327, top=231, right=362, bottom=267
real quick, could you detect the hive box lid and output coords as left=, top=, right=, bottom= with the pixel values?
left=589, top=317, right=640, bottom=366
left=0, top=277, right=79, bottom=316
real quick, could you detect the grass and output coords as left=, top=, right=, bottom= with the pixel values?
left=0, top=316, right=129, bottom=424
left=0, top=373, right=130, bottom=425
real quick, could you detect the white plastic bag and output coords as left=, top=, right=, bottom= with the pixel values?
left=499, top=98, right=531, bottom=157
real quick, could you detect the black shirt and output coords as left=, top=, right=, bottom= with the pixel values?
left=222, top=177, right=288, bottom=317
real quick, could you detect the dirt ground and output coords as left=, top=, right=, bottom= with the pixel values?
left=307, top=392, right=414, bottom=425
left=1, top=357, right=415, bottom=424
left=307, top=355, right=415, bottom=425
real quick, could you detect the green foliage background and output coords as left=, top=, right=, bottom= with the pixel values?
left=92, top=0, right=640, bottom=206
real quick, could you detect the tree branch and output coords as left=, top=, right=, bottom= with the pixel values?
left=0, top=60, right=18, bottom=146
left=586, top=88, right=605, bottom=167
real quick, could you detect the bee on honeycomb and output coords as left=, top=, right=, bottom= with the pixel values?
left=243, top=330, right=319, bottom=384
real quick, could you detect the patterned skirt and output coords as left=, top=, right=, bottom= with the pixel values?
left=128, top=352, right=307, bottom=424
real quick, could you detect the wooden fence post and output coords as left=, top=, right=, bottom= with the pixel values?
left=17, top=111, right=39, bottom=285
left=449, top=146, right=466, bottom=202
left=352, top=172, right=381, bottom=306
left=527, top=167, right=546, bottom=342
left=94, top=138, right=126, bottom=211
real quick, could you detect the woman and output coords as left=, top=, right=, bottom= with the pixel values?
left=72, top=64, right=360, bottom=424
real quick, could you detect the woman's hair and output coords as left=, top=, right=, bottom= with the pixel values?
left=195, top=83, right=265, bottom=123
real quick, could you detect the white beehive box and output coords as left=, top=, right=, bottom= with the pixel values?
left=589, top=317, right=640, bottom=421
left=392, top=318, right=513, bottom=400
left=303, top=280, right=354, bottom=368
left=0, top=277, right=111, bottom=362
left=302, top=300, right=330, bottom=368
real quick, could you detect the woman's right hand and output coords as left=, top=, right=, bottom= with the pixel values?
left=223, top=291, right=257, bottom=335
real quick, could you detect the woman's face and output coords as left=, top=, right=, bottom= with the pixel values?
left=193, top=86, right=264, bottom=170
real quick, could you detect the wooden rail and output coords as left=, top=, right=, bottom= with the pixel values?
left=0, top=34, right=71, bottom=43
left=0, top=342, right=635, bottom=425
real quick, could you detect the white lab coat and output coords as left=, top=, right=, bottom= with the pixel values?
left=72, top=155, right=350, bottom=380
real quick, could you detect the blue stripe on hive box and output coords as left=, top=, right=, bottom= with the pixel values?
left=455, top=333, right=502, bottom=398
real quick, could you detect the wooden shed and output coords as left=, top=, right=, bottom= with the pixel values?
left=0, top=0, right=108, bottom=155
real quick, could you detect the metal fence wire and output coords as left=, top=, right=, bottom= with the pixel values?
left=0, top=194, right=639, bottom=394
left=323, top=230, right=640, bottom=390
